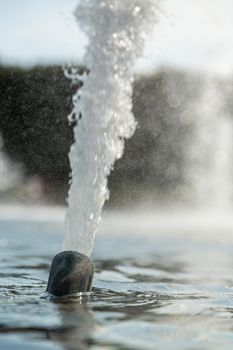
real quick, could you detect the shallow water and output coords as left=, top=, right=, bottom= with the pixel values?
left=1, top=211, right=233, bottom=349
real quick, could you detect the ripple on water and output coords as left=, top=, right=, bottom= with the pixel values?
left=1, top=220, right=233, bottom=349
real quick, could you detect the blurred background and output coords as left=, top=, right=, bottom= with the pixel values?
left=0, top=0, right=233, bottom=208
left=1, top=4, right=233, bottom=349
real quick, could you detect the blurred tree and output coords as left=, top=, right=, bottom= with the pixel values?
left=0, top=65, right=212, bottom=204
left=0, top=66, right=78, bottom=199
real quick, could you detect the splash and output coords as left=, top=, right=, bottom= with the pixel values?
left=63, top=0, right=160, bottom=255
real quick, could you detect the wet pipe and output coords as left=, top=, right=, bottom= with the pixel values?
left=46, top=251, right=94, bottom=297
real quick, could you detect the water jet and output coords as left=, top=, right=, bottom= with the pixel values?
left=46, top=0, right=158, bottom=296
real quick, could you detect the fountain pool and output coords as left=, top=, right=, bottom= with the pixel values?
left=1, top=1, right=233, bottom=349
left=1, top=206, right=233, bottom=350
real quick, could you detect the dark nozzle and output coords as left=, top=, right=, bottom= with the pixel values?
left=46, top=251, right=94, bottom=297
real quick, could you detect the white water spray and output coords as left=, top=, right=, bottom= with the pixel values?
left=63, top=0, right=160, bottom=256
left=184, top=78, right=233, bottom=208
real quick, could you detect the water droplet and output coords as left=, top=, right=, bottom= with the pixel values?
left=133, top=6, right=141, bottom=16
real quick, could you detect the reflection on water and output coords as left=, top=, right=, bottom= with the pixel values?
left=1, top=216, right=233, bottom=349
left=48, top=300, right=95, bottom=350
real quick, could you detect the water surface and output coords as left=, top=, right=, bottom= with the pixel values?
left=1, top=211, right=233, bottom=349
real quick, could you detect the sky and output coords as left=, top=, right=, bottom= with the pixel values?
left=0, top=0, right=233, bottom=76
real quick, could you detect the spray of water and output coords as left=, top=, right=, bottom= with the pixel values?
left=184, top=77, right=232, bottom=208
left=0, top=134, right=22, bottom=192
left=63, top=0, right=160, bottom=256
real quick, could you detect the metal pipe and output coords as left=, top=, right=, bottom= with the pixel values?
left=46, top=251, right=94, bottom=297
